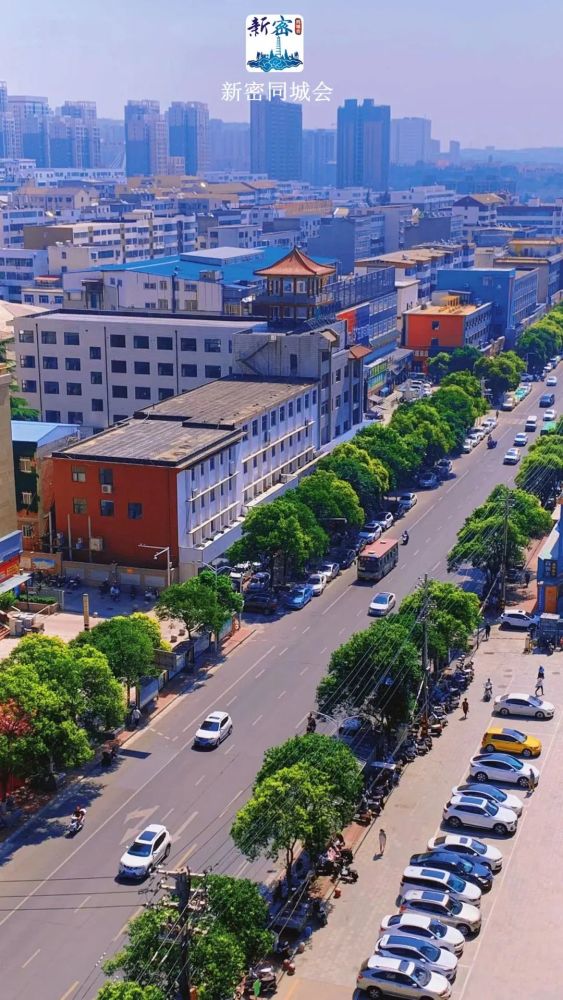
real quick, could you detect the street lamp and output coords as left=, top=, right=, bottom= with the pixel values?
left=138, top=543, right=172, bottom=589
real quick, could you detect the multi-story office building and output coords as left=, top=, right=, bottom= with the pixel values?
left=496, top=201, right=563, bottom=238
left=60, top=101, right=97, bottom=121
left=0, top=363, right=24, bottom=598
left=168, top=101, right=209, bottom=175
left=435, top=266, right=541, bottom=344
left=208, top=120, right=250, bottom=173
left=51, top=376, right=322, bottom=579
left=452, top=194, right=504, bottom=235
left=405, top=295, right=494, bottom=371
left=0, top=205, right=47, bottom=247
left=124, top=100, right=169, bottom=177
left=0, top=247, right=49, bottom=301
left=302, top=129, right=337, bottom=186
left=11, top=419, right=80, bottom=551
left=357, top=244, right=474, bottom=301
left=250, top=98, right=302, bottom=181
left=390, top=117, right=432, bottom=165
left=336, top=99, right=390, bottom=190
left=0, top=82, right=17, bottom=160
left=307, top=214, right=385, bottom=274
left=21, top=276, right=64, bottom=310
left=8, top=95, right=50, bottom=166
left=494, top=238, right=563, bottom=305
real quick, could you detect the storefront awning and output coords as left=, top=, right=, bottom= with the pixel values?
left=0, top=572, right=31, bottom=595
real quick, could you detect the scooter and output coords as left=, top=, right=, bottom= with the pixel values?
left=244, top=964, right=277, bottom=996
left=483, top=685, right=493, bottom=702
left=67, top=813, right=85, bottom=837
left=333, top=860, right=359, bottom=883
left=401, top=532, right=409, bottom=545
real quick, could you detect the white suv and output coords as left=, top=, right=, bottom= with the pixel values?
left=119, top=824, right=171, bottom=879
left=357, top=955, right=452, bottom=999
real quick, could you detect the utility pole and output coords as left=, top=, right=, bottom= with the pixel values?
left=500, top=492, right=511, bottom=611
left=420, top=574, right=431, bottom=723
left=157, top=866, right=192, bottom=1000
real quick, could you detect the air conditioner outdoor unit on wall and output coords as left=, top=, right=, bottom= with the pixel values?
left=89, top=537, right=104, bottom=551
left=101, top=484, right=113, bottom=494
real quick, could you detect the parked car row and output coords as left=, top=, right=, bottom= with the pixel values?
left=462, top=414, right=498, bottom=454
left=356, top=690, right=551, bottom=998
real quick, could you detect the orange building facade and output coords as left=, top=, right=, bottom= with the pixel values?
left=404, top=296, right=493, bottom=371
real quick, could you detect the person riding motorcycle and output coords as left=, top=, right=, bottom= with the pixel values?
left=402, top=530, right=409, bottom=545
left=484, top=678, right=493, bottom=700
left=72, top=805, right=86, bottom=824
left=306, top=711, right=317, bottom=734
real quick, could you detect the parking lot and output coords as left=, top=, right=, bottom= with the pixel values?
left=278, top=626, right=563, bottom=1000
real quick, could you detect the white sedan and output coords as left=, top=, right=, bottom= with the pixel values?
left=307, top=572, right=327, bottom=596
left=503, top=448, right=520, bottom=465
left=193, top=710, right=233, bottom=749
left=399, top=890, right=481, bottom=938
left=443, top=794, right=518, bottom=836
left=546, top=376, right=558, bottom=387
left=368, top=591, right=396, bottom=617
left=543, top=409, right=556, bottom=421
left=494, top=693, right=554, bottom=720
left=357, top=956, right=452, bottom=1000
left=374, top=934, right=458, bottom=982
left=427, top=835, right=502, bottom=874
left=468, top=753, right=539, bottom=789
left=513, top=432, right=528, bottom=447
left=379, top=913, right=465, bottom=956
left=400, top=866, right=481, bottom=906
left=452, top=784, right=523, bottom=817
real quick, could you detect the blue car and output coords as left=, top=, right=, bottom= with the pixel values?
left=409, top=851, right=493, bottom=892
left=284, top=584, right=313, bottom=609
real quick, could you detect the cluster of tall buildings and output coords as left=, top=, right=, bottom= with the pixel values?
left=0, top=83, right=101, bottom=168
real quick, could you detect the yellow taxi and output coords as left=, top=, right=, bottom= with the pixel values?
left=481, top=726, right=542, bottom=758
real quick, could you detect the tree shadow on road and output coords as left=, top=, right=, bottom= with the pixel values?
left=0, top=777, right=103, bottom=866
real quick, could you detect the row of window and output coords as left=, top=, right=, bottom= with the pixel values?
left=29, top=377, right=218, bottom=399
left=21, top=331, right=233, bottom=353
left=245, top=392, right=316, bottom=438
left=73, top=498, right=142, bottom=518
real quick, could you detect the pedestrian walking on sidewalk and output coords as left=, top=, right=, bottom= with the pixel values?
left=131, top=706, right=141, bottom=728
left=536, top=665, right=545, bottom=696
left=462, top=697, right=469, bottom=720
left=485, top=622, right=491, bottom=640
left=378, top=828, right=387, bottom=856
left=525, top=570, right=531, bottom=588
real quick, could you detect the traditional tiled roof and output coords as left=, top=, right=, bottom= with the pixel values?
left=254, top=246, right=335, bottom=278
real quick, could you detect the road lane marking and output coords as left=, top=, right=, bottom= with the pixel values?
left=356, top=609, right=364, bottom=617
left=112, top=907, right=142, bottom=941
left=320, top=647, right=327, bottom=655
left=58, top=983, right=80, bottom=1000
left=339, top=627, right=346, bottom=635
left=278, top=646, right=289, bottom=656
left=225, top=695, right=237, bottom=707
left=431, top=561, right=441, bottom=571
left=234, top=859, right=250, bottom=876
left=219, top=790, right=243, bottom=819
left=255, top=667, right=265, bottom=678
left=73, top=895, right=91, bottom=914
left=171, top=811, right=199, bottom=842
left=299, top=665, right=309, bottom=675
left=303, top=625, right=310, bottom=633
left=161, top=807, right=175, bottom=821
left=195, top=774, right=205, bottom=786
left=252, top=714, right=263, bottom=726
left=0, top=642, right=279, bottom=930
left=21, top=949, right=41, bottom=969
left=322, top=591, right=346, bottom=616
left=176, top=842, right=198, bottom=867
left=413, top=549, right=420, bottom=556
left=278, top=690, right=287, bottom=699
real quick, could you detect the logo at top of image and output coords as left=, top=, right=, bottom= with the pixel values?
left=246, top=14, right=304, bottom=72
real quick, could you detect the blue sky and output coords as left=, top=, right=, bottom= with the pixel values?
left=2, top=0, right=561, bottom=147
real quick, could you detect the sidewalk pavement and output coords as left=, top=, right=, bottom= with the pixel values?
left=275, top=625, right=532, bottom=1000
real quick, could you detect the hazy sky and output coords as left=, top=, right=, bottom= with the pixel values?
left=2, top=0, right=562, bottom=147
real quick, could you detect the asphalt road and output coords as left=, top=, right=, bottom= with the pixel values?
left=0, top=376, right=560, bottom=1000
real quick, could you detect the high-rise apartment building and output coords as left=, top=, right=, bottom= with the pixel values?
left=250, top=98, right=302, bottom=181
left=49, top=102, right=101, bottom=169
left=208, top=120, right=250, bottom=172
left=60, top=101, right=97, bottom=121
left=302, top=129, right=336, bottom=186
left=336, top=99, right=390, bottom=190
left=0, top=81, right=16, bottom=159
left=168, top=101, right=209, bottom=175
left=390, top=117, right=432, bottom=165
left=124, top=100, right=169, bottom=177
left=8, top=94, right=51, bottom=166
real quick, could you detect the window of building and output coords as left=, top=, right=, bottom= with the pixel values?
left=100, top=499, right=114, bottom=517
left=22, top=524, right=34, bottom=538
left=66, top=382, right=82, bottom=396
left=42, top=356, right=58, bottom=370
left=205, top=365, right=221, bottom=379
left=253, top=456, right=258, bottom=468
left=89, top=397, right=103, bottom=412
left=99, top=468, right=113, bottom=486
left=159, top=280, right=168, bottom=291
left=112, top=385, right=128, bottom=398
left=335, top=395, right=341, bottom=408
left=209, top=456, right=215, bottom=471
left=297, top=396, right=302, bottom=413
left=133, top=335, right=149, bottom=349
left=270, top=409, right=277, bottom=426
left=261, top=415, right=268, bottom=433
left=210, top=488, right=215, bottom=501
left=45, top=409, right=60, bottom=421
left=431, top=320, right=440, bottom=330
left=73, top=497, right=87, bottom=514
left=204, top=338, right=221, bottom=353
left=65, top=357, right=81, bottom=371
left=89, top=346, right=102, bottom=360
left=280, top=439, right=285, bottom=452
left=67, top=411, right=83, bottom=424
left=243, top=461, right=248, bottom=473
left=64, top=332, right=79, bottom=346
left=44, top=381, right=59, bottom=394
left=321, top=373, right=329, bottom=389
left=334, top=369, right=342, bottom=383
left=343, top=389, right=349, bottom=402
left=90, top=371, right=103, bottom=385
left=157, top=336, right=173, bottom=351
left=180, top=338, right=197, bottom=351
left=111, top=360, right=127, bottom=373
left=19, top=330, right=34, bottom=343
left=20, top=355, right=35, bottom=368
left=158, top=388, right=174, bottom=400
left=279, top=405, right=285, bottom=421
left=134, top=361, right=150, bottom=375
left=21, top=490, right=32, bottom=505
left=158, top=362, right=174, bottom=377
left=312, top=390, right=317, bottom=404
left=181, top=363, right=197, bottom=378
left=128, top=502, right=143, bottom=519
left=110, top=334, right=126, bottom=348
left=290, top=353, right=298, bottom=374
left=288, top=401, right=293, bottom=417
left=41, top=331, right=57, bottom=345
left=19, top=457, right=33, bottom=473
left=252, top=419, right=258, bottom=437
left=21, top=379, right=37, bottom=393
left=133, top=386, right=150, bottom=402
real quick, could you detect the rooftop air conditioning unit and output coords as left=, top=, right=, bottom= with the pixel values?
left=101, top=484, right=113, bottom=494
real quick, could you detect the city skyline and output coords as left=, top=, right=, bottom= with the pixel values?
left=2, top=0, right=562, bottom=148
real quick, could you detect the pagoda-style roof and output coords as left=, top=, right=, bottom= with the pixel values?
left=254, top=246, right=336, bottom=278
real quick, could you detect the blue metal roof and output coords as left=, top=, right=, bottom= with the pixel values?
left=11, top=420, right=79, bottom=445
left=89, top=247, right=336, bottom=288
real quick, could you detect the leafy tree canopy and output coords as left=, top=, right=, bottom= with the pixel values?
left=72, top=616, right=159, bottom=700
left=319, top=443, right=390, bottom=515
left=228, top=495, right=328, bottom=579
left=427, top=346, right=481, bottom=382
left=399, top=581, right=481, bottom=669
left=156, top=570, right=243, bottom=639
left=474, top=352, right=525, bottom=401
left=97, top=984, right=165, bottom=1000
left=294, top=469, right=364, bottom=529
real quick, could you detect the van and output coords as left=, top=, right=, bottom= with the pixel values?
left=525, top=415, right=538, bottom=432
